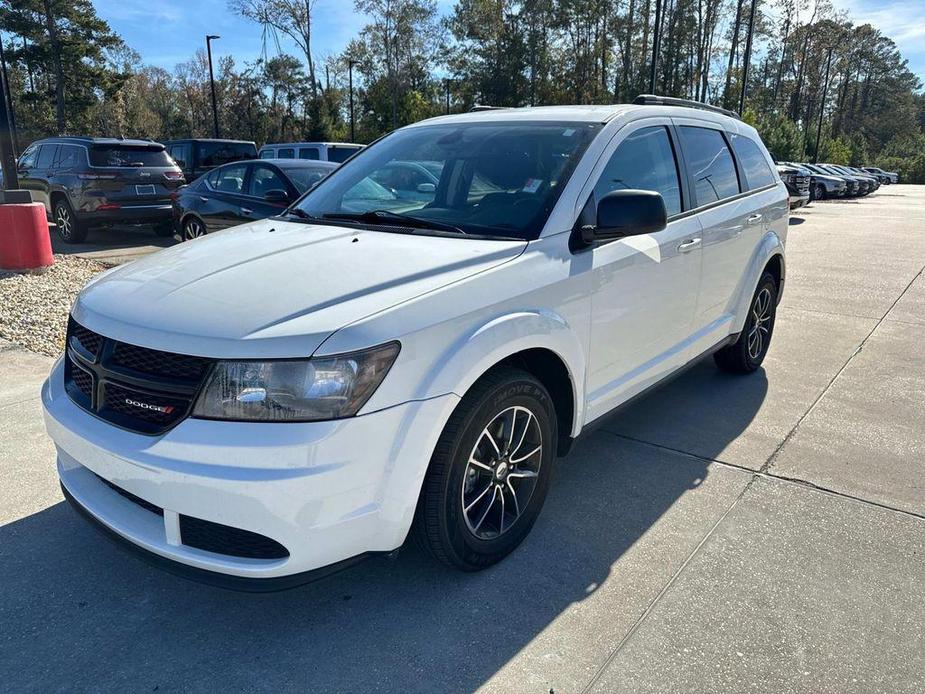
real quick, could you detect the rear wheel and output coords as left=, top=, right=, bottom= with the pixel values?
left=53, top=198, right=87, bottom=244
left=414, top=367, right=556, bottom=571
left=714, top=271, right=778, bottom=374
left=182, top=216, right=207, bottom=241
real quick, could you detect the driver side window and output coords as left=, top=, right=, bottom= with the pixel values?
left=594, top=126, right=683, bottom=217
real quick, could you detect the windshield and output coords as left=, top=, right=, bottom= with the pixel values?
left=286, top=166, right=334, bottom=193
left=89, top=145, right=173, bottom=168
left=294, top=121, right=601, bottom=239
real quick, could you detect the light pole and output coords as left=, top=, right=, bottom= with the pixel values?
left=0, top=36, right=17, bottom=156
left=444, top=78, right=451, bottom=114
left=0, top=37, right=17, bottom=189
left=348, top=59, right=356, bottom=142
left=738, top=0, right=759, bottom=114
left=206, top=35, right=221, bottom=138
left=648, top=0, right=663, bottom=93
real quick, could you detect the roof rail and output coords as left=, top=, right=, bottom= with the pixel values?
left=633, top=94, right=740, bottom=120
left=470, top=104, right=509, bottom=112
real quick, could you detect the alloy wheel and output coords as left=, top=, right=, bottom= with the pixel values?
left=747, top=287, right=773, bottom=360
left=461, top=405, right=543, bottom=540
left=56, top=205, right=72, bottom=240
left=184, top=218, right=206, bottom=240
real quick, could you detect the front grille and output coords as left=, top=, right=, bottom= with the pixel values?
left=95, top=473, right=164, bottom=516
left=179, top=516, right=289, bottom=560
left=112, top=342, right=211, bottom=381
left=70, top=362, right=94, bottom=398
left=63, top=318, right=214, bottom=435
left=69, top=318, right=103, bottom=357
left=794, top=174, right=810, bottom=193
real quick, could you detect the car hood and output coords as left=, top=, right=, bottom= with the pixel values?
left=73, top=220, right=526, bottom=358
left=814, top=174, right=846, bottom=185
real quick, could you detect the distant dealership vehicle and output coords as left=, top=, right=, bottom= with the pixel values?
left=785, top=163, right=847, bottom=200
left=863, top=166, right=898, bottom=183
left=15, top=137, right=185, bottom=243
left=776, top=163, right=811, bottom=208
left=816, top=164, right=871, bottom=196
left=172, top=159, right=337, bottom=239
left=839, top=165, right=881, bottom=192
left=164, top=139, right=258, bottom=182
left=258, top=142, right=364, bottom=163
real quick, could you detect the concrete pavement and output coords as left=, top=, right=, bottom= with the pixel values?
left=1, top=186, right=923, bottom=692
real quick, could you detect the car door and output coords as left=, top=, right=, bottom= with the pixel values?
left=243, top=163, right=293, bottom=220
left=672, top=121, right=768, bottom=352
left=581, top=120, right=704, bottom=421
left=200, top=163, right=251, bottom=232
left=15, top=144, right=42, bottom=208
left=30, top=144, right=59, bottom=209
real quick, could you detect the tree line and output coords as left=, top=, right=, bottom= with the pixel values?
left=1, top=0, right=924, bottom=181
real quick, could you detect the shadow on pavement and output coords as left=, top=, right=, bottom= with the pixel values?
left=0, top=362, right=768, bottom=692
left=788, top=217, right=805, bottom=225
left=49, top=224, right=177, bottom=257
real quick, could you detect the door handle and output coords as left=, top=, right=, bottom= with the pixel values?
left=677, top=238, right=701, bottom=252
left=746, top=213, right=763, bottom=224
left=198, top=196, right=209, bottom=202
left=241, top=207, right=253, bottom=215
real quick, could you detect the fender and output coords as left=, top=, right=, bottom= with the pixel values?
left=411, top=310, right=587, bottom=438
left=730, top=230, right=786, bottom=333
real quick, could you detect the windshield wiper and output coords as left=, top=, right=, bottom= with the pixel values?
left=322, top=210, right=466, bottom=234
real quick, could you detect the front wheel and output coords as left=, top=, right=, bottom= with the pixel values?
left=714, top=271, right=778, bottom=373
left=181, top=216, right=207, bottom=241
left=812, top=183, right=825, bottom=201
left=414, top=367, right=557, bottom=571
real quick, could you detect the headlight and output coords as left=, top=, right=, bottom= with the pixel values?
left=192, top=342, right=400, bottom=422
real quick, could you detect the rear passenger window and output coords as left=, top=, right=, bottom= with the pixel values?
left=594, top=126, right=682, bottom=217
left=55, top=145, right=82, bottom=169
left=299, top=148, right=320, bottom=160
left=208, top=164, right=248, bottom=194
left=36, top=145, right=58, bottom=169
left=679, top=126, right=740, bottom=205
left=278, top=148, right=295, bottom=159
left=729, top=134, right=775, bottom=189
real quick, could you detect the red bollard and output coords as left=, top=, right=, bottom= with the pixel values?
left=0, top=202, right=54, bottom=272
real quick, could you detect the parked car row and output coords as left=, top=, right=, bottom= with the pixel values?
left=10, top=135, right=361, bottom=243
left=775, top=160, right=897, bottom=209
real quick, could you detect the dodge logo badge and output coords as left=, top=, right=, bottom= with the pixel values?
left=124, top=398, right=174, bottom=414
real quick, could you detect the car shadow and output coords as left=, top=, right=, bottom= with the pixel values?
left=0, top=360, right=768, bottom=692
left=49, top=224, right=178, bottom=256
left=789, top=217, right=805, bottom=225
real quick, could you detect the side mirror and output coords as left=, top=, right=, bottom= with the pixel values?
left=583, top=189, right=667, bottom=244
left=264, top=189, right=290, bottom=204
left=416, top=182, right=436, bottom=194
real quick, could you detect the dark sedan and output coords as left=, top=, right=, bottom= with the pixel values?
left=171, top=159, right=337, bottom=240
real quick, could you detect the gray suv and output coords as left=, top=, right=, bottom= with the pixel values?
left=16, top=137, right=185, bottom=243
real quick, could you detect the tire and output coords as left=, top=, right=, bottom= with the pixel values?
left=53, top=198, right=87, bottom=244
left=154, top=221, right=175, bottom=238
left=181, top=216, right=207, bottom=241
left=714, top=271, right=778, bottom=374
left=414, top=367, right=557, bottom=571
left=812, top=183, right=825, bottom=201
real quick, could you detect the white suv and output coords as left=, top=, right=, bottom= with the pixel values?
left=43, top=97, right=788, bottom=589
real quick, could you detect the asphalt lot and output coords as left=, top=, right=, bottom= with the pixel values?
left=49, top=222, right=176, bottom=266
left=2, top=186, right=924, bottom=693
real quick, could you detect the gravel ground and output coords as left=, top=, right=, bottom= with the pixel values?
left=0, top=255, right=106, bottom=356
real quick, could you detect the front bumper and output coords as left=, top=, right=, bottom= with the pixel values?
left=789, top=191, right=810, bottom=209
left=43, top=358, right=460, bottom=586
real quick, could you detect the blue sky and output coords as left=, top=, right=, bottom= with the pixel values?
left=95, top=0, right=924, bottom=84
